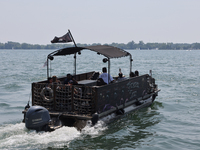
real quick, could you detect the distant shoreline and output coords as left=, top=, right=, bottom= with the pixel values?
left=0, top=41, right=200, bottom=50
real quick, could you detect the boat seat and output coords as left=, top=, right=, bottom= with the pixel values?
left=90, top=72, right=100, bottom=80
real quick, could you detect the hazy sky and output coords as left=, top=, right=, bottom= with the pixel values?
left=1, top=0, right=200, bottom=45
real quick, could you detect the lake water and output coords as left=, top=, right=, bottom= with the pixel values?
left=0, top=49, right=200, bottom=150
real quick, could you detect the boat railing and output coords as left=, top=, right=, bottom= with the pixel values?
left=31, top=74, right=156, bottom=116
left=93, top=74, right=156, bottom=113
left=32, top=83, right=97, bottom=115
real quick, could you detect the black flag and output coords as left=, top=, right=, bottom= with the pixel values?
left=51, top=32, right=72, bottom=43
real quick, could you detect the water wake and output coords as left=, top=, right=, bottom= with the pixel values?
left=0, top=120, right=107, bottom=149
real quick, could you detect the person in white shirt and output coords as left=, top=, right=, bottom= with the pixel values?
left=99, top=67, right=114, bottom=84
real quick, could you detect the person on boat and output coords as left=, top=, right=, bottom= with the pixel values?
left=135, top=70, right=139, bottom=76
left=48, top=77, right=53, bottom=84
left=45, top=77, right=53, bottom=88
left=99, top=67, right=114, bottom=84
left=117, top=73, right=126, bottom=81
left=64, top=74, right=81, bottom=97
left=64, top=74, right=78, bottom=85
left=52, top=75, right=62, bottom=90
left=129, top=72, right=135, bottom=77
left=52, top=76, right=61, bottom=84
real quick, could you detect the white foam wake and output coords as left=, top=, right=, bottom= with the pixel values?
left=0, top=121, right=107, bottom=149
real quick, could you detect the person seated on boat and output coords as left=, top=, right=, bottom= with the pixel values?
left=52, top=75, right=62, bottom=90
left=135, top=70, right=139, bottom=76
left=64, top=74, right=78, bottom=85
left=117, top=73, right=126, bottom=81
left=129, top=72, right=135, bottom=77
left=52, top=76, right=61, bottom=84
left=48, top=77, right=53, bottom=84
left=46, top=76, right=60, bottom=89
left=99, top=67, right=114, bottom=84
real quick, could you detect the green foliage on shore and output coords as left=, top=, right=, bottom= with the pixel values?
left=0, top=41, right=200, bottom=50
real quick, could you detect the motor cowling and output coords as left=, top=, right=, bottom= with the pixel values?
left=25, top=106, right=50, bottom=131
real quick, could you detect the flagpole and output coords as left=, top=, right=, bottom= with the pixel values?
left=68, top=29, right=77, bottom=47
left=68, top=29, right=77, bottom=76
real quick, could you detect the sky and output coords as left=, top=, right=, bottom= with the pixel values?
left=1, top=0, right=200, bottom=45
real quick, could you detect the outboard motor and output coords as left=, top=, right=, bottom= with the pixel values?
left=25, top=106, right=51, bottom=132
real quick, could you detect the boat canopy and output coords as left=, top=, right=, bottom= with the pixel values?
left=47, top=45, right=133, bottom=78
left=48, top=45, right=130, bottom=59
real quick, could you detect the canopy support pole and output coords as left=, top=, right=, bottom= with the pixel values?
left=130, top=55, right=132, bottom=74
left=74, top=53, right=77, bottom=76
left=47, top=58, right=49, bottom=79
left=108, top=58, right=110, bottom=82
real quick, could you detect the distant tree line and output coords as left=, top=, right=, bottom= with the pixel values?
left=0, top=41, right=200, bottom=50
